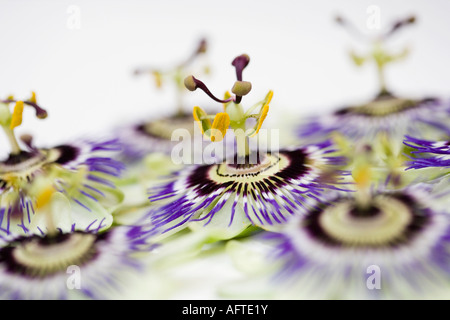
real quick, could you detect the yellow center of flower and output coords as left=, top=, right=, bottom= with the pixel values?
left=12, top=233, right=97, bottom=277
left=318, top=195, right=413, bottom=246
left=344, top=97, right=419, bottom=117
left=142, top=114, right=195, bottom=140
left=0, top=149, right=61, bottom=188
left=209, top=152, right=290, bottom=183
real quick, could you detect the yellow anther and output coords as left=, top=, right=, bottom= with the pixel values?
left=352, top=162, right=373, bottom=209
left=210, top=112, right=230, bottom=142
left=35, top=187, right=55, bottom=210
left=264, top=90, right=273, bottom=105
left=10, top=101, right=24, bottom=130
left=247, top=90, right=272, bottom=138
left=353, top=164, right=371, bottom=189
left=250, top=104, right=269, bottom=138
left=153, top=71, right=163, bottom=88
left=29, top=91, right=37, bottom=104
left=224, top=91, right=232, bottom=100
left=193, top=106, right=212, bottom=136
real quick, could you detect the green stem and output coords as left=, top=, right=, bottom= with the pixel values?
left=376, top=62, right=387, bottom=95
left=1, top=125, right=21, bottom=155
left=373, top=42, right=390, bottom=95
left=355, top=188, right=371, bottom=210
left=234, top=121, right=250, bottom=157
left=45, top=206, right=58, bottom=236
left=226, top=102, right=250, bottom=157
left=237, top=132, right=250, bottom=157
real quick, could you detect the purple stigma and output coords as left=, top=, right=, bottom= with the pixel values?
left=2, top=98, right=48, bottom=119
left=184, top=75, right=234, bottom=104
left=385, top=15, right=416, bottom=38
left=231, top=54, right=250, bottom=82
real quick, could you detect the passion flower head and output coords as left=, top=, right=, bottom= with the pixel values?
left=119, top=39, right=210, bottom=161
left=143, top=54, right=349, bottom=240
left=0, top=94, right=125, bottom=236
left=297, top=15, right=450, bottom=161
left=228, top=178, right=450, bottom=299
left=0, top=192, right=155, bottom=300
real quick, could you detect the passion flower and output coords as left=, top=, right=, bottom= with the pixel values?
left=144, top=54, right=348, bottom=239
left=297, top=15, right=450, bottom=155
left=224, top=180, right=450, bottom=299
left=0, top=93, right=125, bottom=235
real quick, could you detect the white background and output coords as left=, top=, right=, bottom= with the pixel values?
left=1, top=0, right=450, bottom=299
left=1, top=0, right=450, bottom=156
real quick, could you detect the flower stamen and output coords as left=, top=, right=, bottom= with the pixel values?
left=0, top=93, right=47, bottom=156
left=134, top=38, right=209, bottom=114
left=186, top=54, right=272, bottom=157
left=336, top=14, right=415, bottom=95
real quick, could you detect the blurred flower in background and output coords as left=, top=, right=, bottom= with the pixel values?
left=222, top=182, right=450, bottom=299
